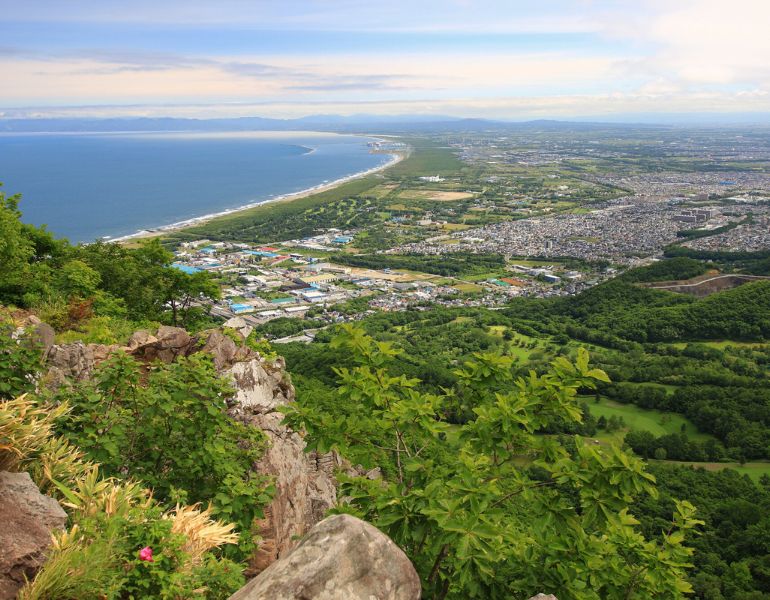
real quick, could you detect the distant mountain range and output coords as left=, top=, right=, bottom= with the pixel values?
left=1, top=113, right=768, bottom=134
left=0, top=114, right=660, bottom=134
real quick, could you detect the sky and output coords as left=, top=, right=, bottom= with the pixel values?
left=1, top=0, right=769, bottom=121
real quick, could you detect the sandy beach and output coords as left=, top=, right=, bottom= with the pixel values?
left=114, top=148, right=406, bottom=243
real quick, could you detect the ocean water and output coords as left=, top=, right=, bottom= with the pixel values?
left=0, top=131, right=389, bottom=243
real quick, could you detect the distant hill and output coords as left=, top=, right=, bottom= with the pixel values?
left=0, top=114, right=669, bottom=134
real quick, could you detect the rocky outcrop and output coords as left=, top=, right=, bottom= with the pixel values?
left=46, top=341, right=121, bottom=383
left=139, top=325, right=194, bottom=363
left=43, top=325, right=256, bottom=382
left=0, top=471, right=68, bottom=599
left=225, top=358, right=337, bottom=575
left=46, top=342, right=97, bottom=381
left=224, top=316, right=253, bottom=341
left=127, top=326, right=254, bottom=370
left=41, top=324, right=338, bottom=574
left=228, top=514, right=421, bottom=600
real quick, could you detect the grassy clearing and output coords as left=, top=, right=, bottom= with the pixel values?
left=485, top=326, right=544, bottom=361
left=509, top=259, right=565, bottom=268
left=587, top=397, right=712, bottom=441
left=701, top=340, right=768, bottom=349
left=654, top=460, right=770, bottom=482
left=507, top=344, right=538, bottom=362
left=450, top=316, right=474, bottom=324
left=666, top=340, right=768, bottom=350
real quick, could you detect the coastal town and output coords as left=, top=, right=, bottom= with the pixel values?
left=171, top=232, right=585, bottom=334
left=160, top=129, right=770, bottom=336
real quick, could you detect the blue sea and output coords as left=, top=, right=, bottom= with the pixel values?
left=0, top=131, right=390, bottom=243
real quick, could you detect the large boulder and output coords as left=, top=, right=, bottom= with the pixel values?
left=125, top=330, right=158, bottom=352
left=14, top=315, right=56, bottom=358
left=142, top=325, right=194, bottom=363
left=228, top=514, right=421, bottom=600
left=226, top=358, right=337, bottom=575
left=0, top=471, right=68, bottom=599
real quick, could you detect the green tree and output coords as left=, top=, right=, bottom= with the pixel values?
left=282, top=326, right=702, bottom=599
left=56, top=260, right=102, bottom=299
left=161, top=268, right=221, bottom=327
left=0, top=324, right=42, bottom=400
left=0, top=186, right=35, bottom=304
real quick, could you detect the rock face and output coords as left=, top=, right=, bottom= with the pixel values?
left=46, top=341, right=98, bottom=381
left=39, top=321, right=340, bottom=574
left=41, top=325, right=338, bottom=574
left=225, top=358, right=337, bottom=575
left=46, top=342, right=120, bottom=383
left=0, top=471, right=68, bottom=599
left=228, top=514, right=421, bottom=600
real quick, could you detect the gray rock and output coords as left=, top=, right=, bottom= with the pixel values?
left=155, top=325, right=192, bottom=348
left=151, top=326, right=193, bottom=362
left=228, top=514, right=421, bottom=600
left=46, top=342, right=95, bottom=381
left=15, top=316, right=56, bottom=358
left=224, top=316, right=253, bottom=340
left=125, top=330, right=158, bottom=351
left=528, top=595, right=558, bottom=600
left=226, top=358, right=336, bottom=575
left=44, top=342, right=120, bottom=384
left=0, top=472, right=67, bottom=599
left=200, top=330, right=241, bottom=371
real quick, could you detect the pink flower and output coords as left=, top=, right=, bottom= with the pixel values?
left=138, top=546, right=154, bottom=562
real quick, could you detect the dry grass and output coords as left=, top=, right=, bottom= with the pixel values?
left=0, top=394, right=69, bottom=472
left=166, top=504, right=239, bottom=565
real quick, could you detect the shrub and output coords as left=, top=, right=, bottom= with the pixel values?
left=0, top=324, right=41, bottom=400
left=47, top=352, right=271, bottom=551
left=2, top=395, right=245, bottom=600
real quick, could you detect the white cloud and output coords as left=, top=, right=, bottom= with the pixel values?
left=605, top=0, right=770, bottom=88
left=3, top=0, right=770, bottom=118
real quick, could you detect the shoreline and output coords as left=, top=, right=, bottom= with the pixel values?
left=114, top=148, right=405, bottom=243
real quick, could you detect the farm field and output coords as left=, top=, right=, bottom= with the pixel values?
left=398, top=189, right=476, bottom=201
